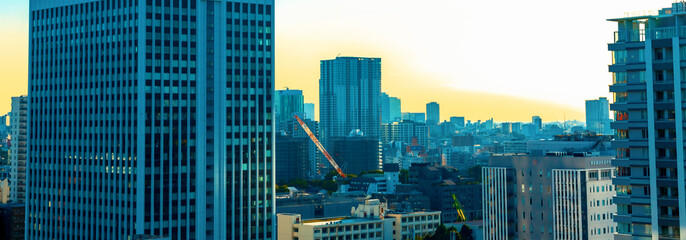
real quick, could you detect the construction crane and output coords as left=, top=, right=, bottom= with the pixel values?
left=294, top=115, right=347, bottom=178
left=452, top=194, right=467, bottom=222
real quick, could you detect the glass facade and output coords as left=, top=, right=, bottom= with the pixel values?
left=27, top=0, right=274, bottom=239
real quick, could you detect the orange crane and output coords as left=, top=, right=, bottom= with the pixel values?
left=294, top=115, right=347, bottom=178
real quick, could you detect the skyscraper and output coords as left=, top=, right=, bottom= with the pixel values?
left=380, top=92, right=391, bottom=124
left=532, top=116, right=542, bottom=131
left=8, top=96, right=27, bottom=203
left=389, top=96, right=401, bottom=123
left=585, top=97, right=612, bottom=135
left=303, top=103, right=315, bottom=121
left=319, top=56, right=381, bottom=146
left=275, top=88, right=304, bottom=128
left=609, top=3, right=686, bottom=238
left=426, top=102, right=440, bottom=125
left=27, top=1, right=275, bottom=239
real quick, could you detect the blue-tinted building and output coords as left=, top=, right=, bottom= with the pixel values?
left=319, top=57, right=381, bottom=146
left=27, top=0, right=275, bottom=239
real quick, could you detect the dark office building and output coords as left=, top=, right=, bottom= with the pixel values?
left=331, top=133, right=381, bottom=176
left=0, top=203, right=25, bottom=240
left=275, top=133, right=310, bottom=184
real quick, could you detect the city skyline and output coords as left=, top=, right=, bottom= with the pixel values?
left=1, top=0, right=677, bottom=122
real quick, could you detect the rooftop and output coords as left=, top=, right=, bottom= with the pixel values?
left=300, top=217, right=380, bottom=226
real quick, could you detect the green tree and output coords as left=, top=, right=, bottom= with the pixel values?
left=399, top=169, right=410, bottom=184
left=324, top=170, right=338, bottom=181
left=459, top=225, right=474, bottom=240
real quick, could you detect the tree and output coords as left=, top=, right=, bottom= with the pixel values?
left=459, top=225, right=474, bottom=240
left=324, top=170, right=338, bottom=181
left=399, top=169, right=410, bottom=184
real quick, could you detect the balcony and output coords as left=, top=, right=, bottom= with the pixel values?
left=613, top=26, right=686, bottom=43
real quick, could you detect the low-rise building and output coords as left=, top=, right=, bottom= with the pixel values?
left=387, top=211, right=442, bottom=240
left=278, top=199, right=441, bottom=240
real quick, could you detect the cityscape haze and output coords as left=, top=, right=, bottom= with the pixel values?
left=3, top=1, right=686, bottom=240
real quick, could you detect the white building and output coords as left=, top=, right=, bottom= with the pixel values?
left=483, top=155, right=617, bottom=240
left=387, top=211, right=441, bottom=240
left=278, top=199, right=441, bottom=240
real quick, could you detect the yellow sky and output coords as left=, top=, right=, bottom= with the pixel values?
left=0, top=0, right=677, bottom=122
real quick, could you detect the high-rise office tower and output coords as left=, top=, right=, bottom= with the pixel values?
left=532, top=116, right=542, bottom=131
left=319, top=57, right=381, bottom=146
left=27, top=1, right=275, bottom=239
left=389, top=96, right=401, bottom=123
left=8, top=96, right=27, bottom=203
left=275, top=88, right=304, bottom=128
left=585, top=97, right=612, bottom=135
left=303, top=103, right=315, bottom=121
left=609, top=3, right=686, bottom=238
left=426, top=102, right=440, bottom=125
left=380, top=92, right=401, bottom=124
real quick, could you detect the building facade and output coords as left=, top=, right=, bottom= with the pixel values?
left=319, top=56, right=381, bottom=148
left=27, top=0, right=275, bottom=239
left=608, top=3, right=686, bottom=239
left=483, top=155, right=616, bottom=240
left=8, top=96, right=27, bottom=203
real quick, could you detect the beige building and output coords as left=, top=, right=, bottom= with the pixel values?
left=0, top=178, right=9, bottom=203
left=387, top=211, right=441, bottom=240
left=278, top=199, right=441, bottom=240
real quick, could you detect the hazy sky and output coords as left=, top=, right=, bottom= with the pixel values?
left=0, top=0, right=676, bottom=122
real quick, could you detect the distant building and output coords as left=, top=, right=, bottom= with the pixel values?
left=585, top=97, right=612, bottom=135
left=381, top=93, right=391, bottom=124
left=9, top=96, right=27, bottom=203
left=532, top=116, right=542, bottom=131
left=275, top=89, right=305, bottom=128
left=426, top=102, right=440, bottom=125
left=389, top=97, right=401, bottom=123
left=502, top=141, right=527, bottom=154
left=402, top=112, right=426, bottom=123
left=450, top=116, right=465, bottom=129
left=392, top=121, right=429, bottom=149
left=483, top=154, right=616, bottom=240
left=331, top=131, right=381, bottom=176
left=304, top=103, right=316, bottom=121
left=320, top=57, right=381, bottom=148
left=344, top=164, right=401, bottom=194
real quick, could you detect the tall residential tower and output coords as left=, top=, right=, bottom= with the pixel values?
left=27, top=0, right=275, bottom=239
left=319, top=57, right=381, bottom=145
left=609, top=2, right=686, bottom=239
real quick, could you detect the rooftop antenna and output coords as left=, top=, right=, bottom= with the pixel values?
left=336, top=53, right=341, bottom=58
